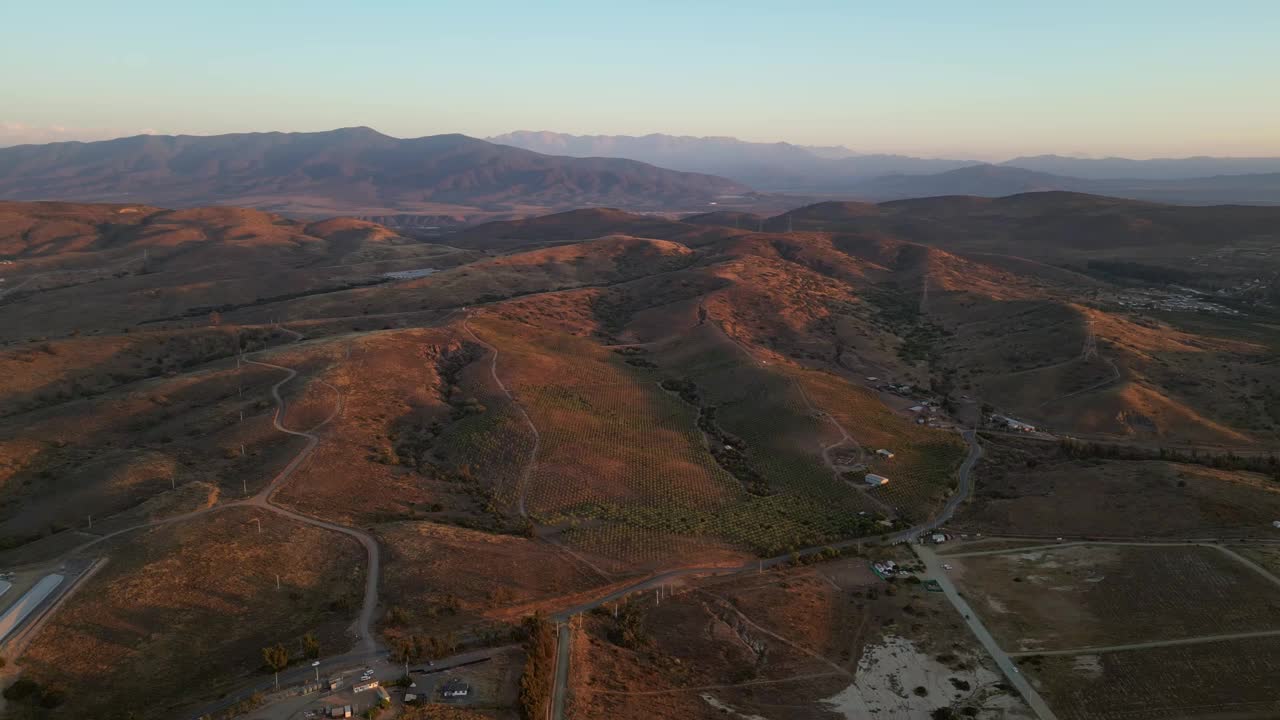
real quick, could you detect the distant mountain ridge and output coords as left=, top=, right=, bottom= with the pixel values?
left=0, top=127, right=746, bottom=217
left=490, top=131, right=1280, bottom=203
left=488, top=130, right=976, bottom=191
left=847, top=164, right=1280, bottom=205
left=999, top=154, right=1280, bottom=180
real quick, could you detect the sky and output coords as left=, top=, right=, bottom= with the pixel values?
left=3, top=0, right=1279, bottom=159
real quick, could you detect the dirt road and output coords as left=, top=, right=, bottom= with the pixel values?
left=461, top=314, right=541, bottom=519
left=32, top=331, right=383, bottom=665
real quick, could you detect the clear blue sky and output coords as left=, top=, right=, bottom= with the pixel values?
left=4, top=0, right=1278, bottom=158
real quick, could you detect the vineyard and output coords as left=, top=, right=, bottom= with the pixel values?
left=1028, top=636, right=1280, bottom=720
left=524, top=382, right=737, bottom=514
left=435, top=402, right=536, bottom=513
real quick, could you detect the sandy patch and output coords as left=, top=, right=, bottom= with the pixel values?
left=821, top=635, right=1032, bottom=719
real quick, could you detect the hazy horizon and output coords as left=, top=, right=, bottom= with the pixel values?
left=4, top=124, right=1280, bottom=164
left=4, top=1, right=1279, bottom=160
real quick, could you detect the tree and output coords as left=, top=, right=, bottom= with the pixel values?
left=262, top=643, right=290, bottom=688
left=518, top=615, right=556, bottom=720
left=303, top=631, right=320, bottom=660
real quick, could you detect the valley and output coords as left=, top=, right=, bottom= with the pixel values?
left=0, top=192, right=1277, bottom=720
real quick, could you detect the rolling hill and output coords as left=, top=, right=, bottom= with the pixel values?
left=0, top=128, right=747, bottom=218
left=3, top=192, right=1280, bottom=719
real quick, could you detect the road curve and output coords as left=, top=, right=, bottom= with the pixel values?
left=42, top=333, right=382, bottom=663
left=243, top=354, right=381, bottom=655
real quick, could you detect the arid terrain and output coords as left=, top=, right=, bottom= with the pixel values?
left=0, top=192, right=1277, bottom=720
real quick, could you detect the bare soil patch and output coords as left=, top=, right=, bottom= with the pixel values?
left=951, top=544, right=1280, bottom=652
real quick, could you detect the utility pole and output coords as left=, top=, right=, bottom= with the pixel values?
left=787, top=214, right=793, bottom=233
left=275, top=572, right=280, bottom=588
left=253, top=517, right=262, bottom=534
left=87, top=514, right=92, bottom=530
left=313, top=660, right=320, bottom=682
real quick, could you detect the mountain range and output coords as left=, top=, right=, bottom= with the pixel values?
left=492, top=131, right=1280, bottom=204
left=0, top=127, right=745, bottom=217
left=3, top=127, right=1280, bottom=216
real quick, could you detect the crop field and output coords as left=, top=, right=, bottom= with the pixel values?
left=467, top=316, right=887, bottom=559
left=525, top=381, right=736, bottom=513
left=951, top=544, right=1280, bottom=652
left=958, top=434, right=1280, bottom=538
left=1025, top=637, right=1280, bottom=720
left=435, top=402, right=536, bottom=511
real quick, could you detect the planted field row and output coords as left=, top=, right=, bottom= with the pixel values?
left=1029, top=636, right=1280, bottom=720
left=435, top=402, right=536, bottom=513
left=523, top=382, right=739, bottom=515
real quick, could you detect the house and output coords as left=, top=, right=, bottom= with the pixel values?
left=353, top=680, right=379, bottom=694
left=865, top=473, right=889, bottom=486
left=876, top=449, right=895, bottom=460
left=329, top=706, right=352, bottom=719
left=441, top=679, right=470, bottom=699
left=931, top=533, right=948, bottom=544
left=909, top=405, right=925, bottom=413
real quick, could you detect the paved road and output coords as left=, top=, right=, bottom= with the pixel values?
left=549, top=621, right=572, bottom=720
left=916, top=545, right=1060, bottom=720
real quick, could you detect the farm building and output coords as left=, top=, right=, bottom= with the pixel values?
left=0, top=574, right=64, bottom=643
left=876, top=449, right=895, bottom=459
left=442, top=679, right=470, bottom=699
left=864, top=473, right=889, bottom=486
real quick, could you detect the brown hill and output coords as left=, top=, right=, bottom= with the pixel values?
left=451, top=207, right=741, bottom=251
left=0, top=128, right=747, bottom=217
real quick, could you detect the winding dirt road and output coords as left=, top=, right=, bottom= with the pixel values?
left=43, top=330, right=383, bottom=661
